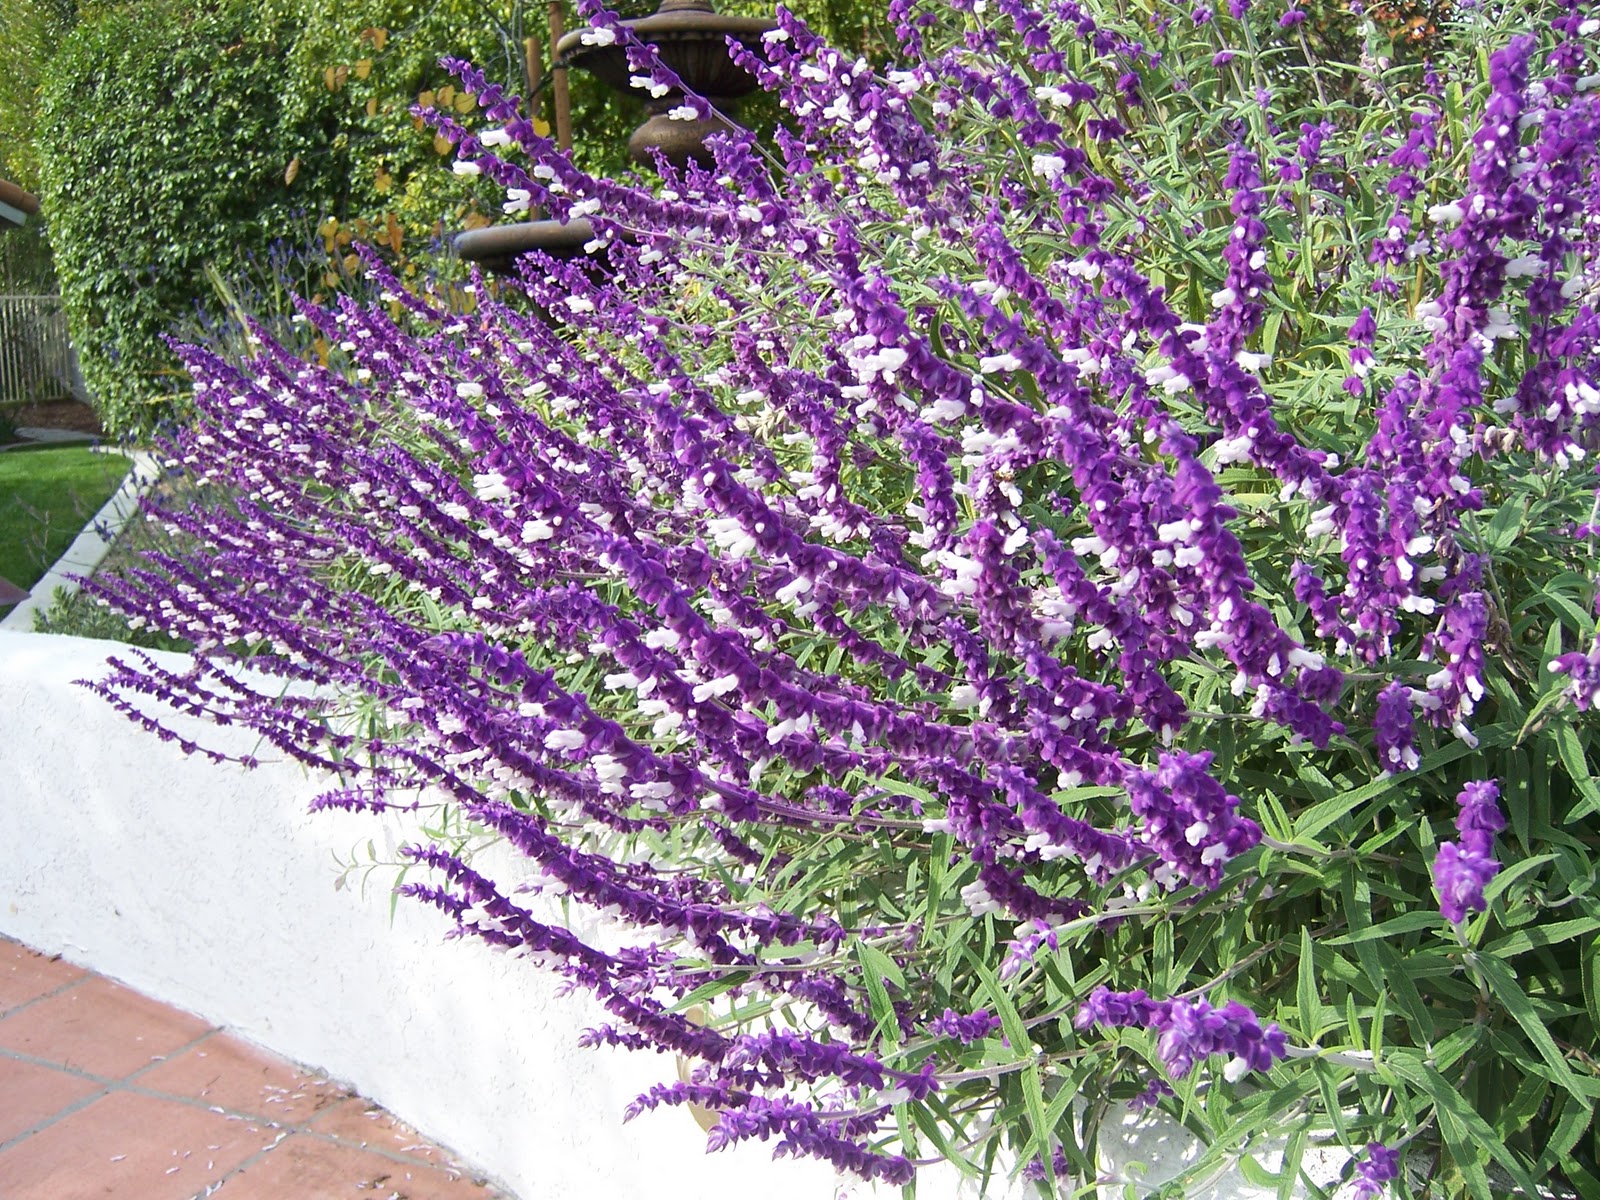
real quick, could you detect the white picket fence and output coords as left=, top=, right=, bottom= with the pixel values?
left=0, top=292, right=84, bottom=406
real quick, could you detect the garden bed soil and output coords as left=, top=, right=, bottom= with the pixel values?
left=1, top=399, right=103, bottom=441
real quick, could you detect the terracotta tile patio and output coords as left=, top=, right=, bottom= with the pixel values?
left=0, top=937, right=509, bottom=1199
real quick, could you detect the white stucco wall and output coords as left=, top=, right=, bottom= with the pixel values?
left=0, top=629, right=1347, bottom=1199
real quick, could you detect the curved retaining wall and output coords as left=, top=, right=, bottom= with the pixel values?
left=0, top=630, right=1341, bottom=1199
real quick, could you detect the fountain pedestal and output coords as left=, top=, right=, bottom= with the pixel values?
left=557, top=0, right=774, bottom=172
left=455, top=0, right=775, bottom=275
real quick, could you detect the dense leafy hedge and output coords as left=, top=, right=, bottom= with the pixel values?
left=35, top=0, right=355, bottom=436
left=31, top=1, right=889, bottom=438
left=0, top=0, right=73, bottom=191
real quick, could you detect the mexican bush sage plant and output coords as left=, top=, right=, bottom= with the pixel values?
left=86, top=0, right=1600, bottom=1193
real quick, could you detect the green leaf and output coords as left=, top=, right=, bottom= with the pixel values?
left=1475, top=954, right=1586, bottom=1098
left=1297, top=927, right=1320, bottom=1040
left=1326, top=910, right=1441, bottom=945
left=1477, top=495, right=1525, bottom=552
left=959, top=947, right=1060, bottom=1183
left=921, top=833, right=953, bottom=948
left=1518, top=682, right=1573, bottom=744
left=1556, top=1152, right=1600, bottom=1200
left=1584, top=936, right=1600, bottom=1034
left=855, top=942, right=903, bottom=1052
left=1535, top=1094, right=1597, bottom=1176
left=1387, top=1059, right=1540, bottom=1200
left=1484, top=915, right=1600, bottom=959
left=672, top=970, right=753, bottom=1013
left=1295, top=728, right=1511, bottom=843
left=909, top=1098, right=979, bottom=1178
left=1555, top=724, right=1600, bottom=822
left=960, top=945, right=1030, bottom=1062
left=1481, top=853, right=1557, bottom=905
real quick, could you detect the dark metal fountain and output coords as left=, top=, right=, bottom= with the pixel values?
left=559, top=0, right=774, bottom=172
left=453, top=0, right=775, bottom=276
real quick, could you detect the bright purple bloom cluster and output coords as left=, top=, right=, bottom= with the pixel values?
left=1074, top=986, right=1287, bottom=1081
left=1552, top=643, right=1600, bottom=709
left=926, top=1008, right=1001, bottom=1042
left=77, top=0, right=1600, bottom=1185
left=1352, top=1142, right=1403, bottom=1199
left=1433, top=780, right=1506, bottom=923
left=1125, top=751, right=1261, bottom=890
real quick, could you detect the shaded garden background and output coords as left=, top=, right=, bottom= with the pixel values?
left=0, top=0, right=889, bottom=439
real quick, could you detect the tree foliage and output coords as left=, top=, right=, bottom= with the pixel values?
left=28, top=0, right=888, bottom=436
left=35, top=0, right=353, bottom=434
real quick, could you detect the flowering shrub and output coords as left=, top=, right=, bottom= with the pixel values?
left=84, top=0, right=1600, bottom=1194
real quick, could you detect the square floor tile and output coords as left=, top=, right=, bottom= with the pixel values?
left=0, top=1057, right=104, bottom=1144
left=209, top=1133, right=498, bottom=1198
left=137, top=1032, right=348, bottom=1125
left=0, top=941, right=85, bottom=1016
left=0, top=1089, right=275, bottom=1200
left=0, top=975, right=213, bottom=1079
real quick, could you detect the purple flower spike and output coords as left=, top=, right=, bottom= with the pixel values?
left=1352, top=1142, right=1402, bottom=1199
left=1552, top=646, right=1600, bottom=711
left=1126, top=751, right=1262, bottom=890
left=927, top=1008, right=1002, bottom=1043
left=1373, top=681, right=1419, bottom=774
left=1076, top=987, right=1286, bottom=1082
left=1433, top=780, right=1504, bottom=924
left=72, top=0, right=1600, bottom=1185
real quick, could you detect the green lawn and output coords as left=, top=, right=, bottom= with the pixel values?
left=0, top=446, right=129, bottom=600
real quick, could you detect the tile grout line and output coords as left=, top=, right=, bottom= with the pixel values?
left=163, top=1099, right=494, bottom=1198
left=120, top=1026, right=223, bottom=1084
left=0, top=1029, right=225, bottom=1159
left=0, top=969, right=89, bottom=1022
left=0, top=1083, right=112, bottom=1158
left=292, top=1122, right=486, bottom=1180
left=1, top=1064, right=499, bottom=1193
left=1, top=1038, right=478, bottom=1186
left=0, top=1043, right=116, bottom=1084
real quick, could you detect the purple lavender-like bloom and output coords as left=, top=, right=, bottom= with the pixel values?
left=926, top=1008, right=1002, bottom=1043
left=1076, top=987, right=1287, bottom=1081
left=1352, top=1142, right=1402, bottom=1199
left=999, top=917, right=1061, bottom=979
left=1019, top=1145, right=1071, bottom=1183
left=1129, top=1075, right=1175, bottom=1112
left=1372, top=681, right=1419, bottom=774
left=1074, top=985, right=1162, bottom=1030
left=1348, top=305, right=1378, bottom=394
left=75, top=0, right=1600, bottom=1184
left=1126, top=751, right=1262, bottom=890
left=1157, top=997, right=1287, bottom=1079
left=1552, top=645, right=1600, bottom=710
left=1433, top=780, right=1504, bottom=924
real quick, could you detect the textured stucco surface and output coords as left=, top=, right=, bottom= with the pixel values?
left=0, top=630, right=1346, bottom=1199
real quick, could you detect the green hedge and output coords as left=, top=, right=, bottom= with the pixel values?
left=36, top=0, right=352, bottom=438
left=32, top=0, right=894, bottom=439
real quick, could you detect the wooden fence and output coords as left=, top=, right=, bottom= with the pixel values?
left=0, top=293, right=84, bottom=407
